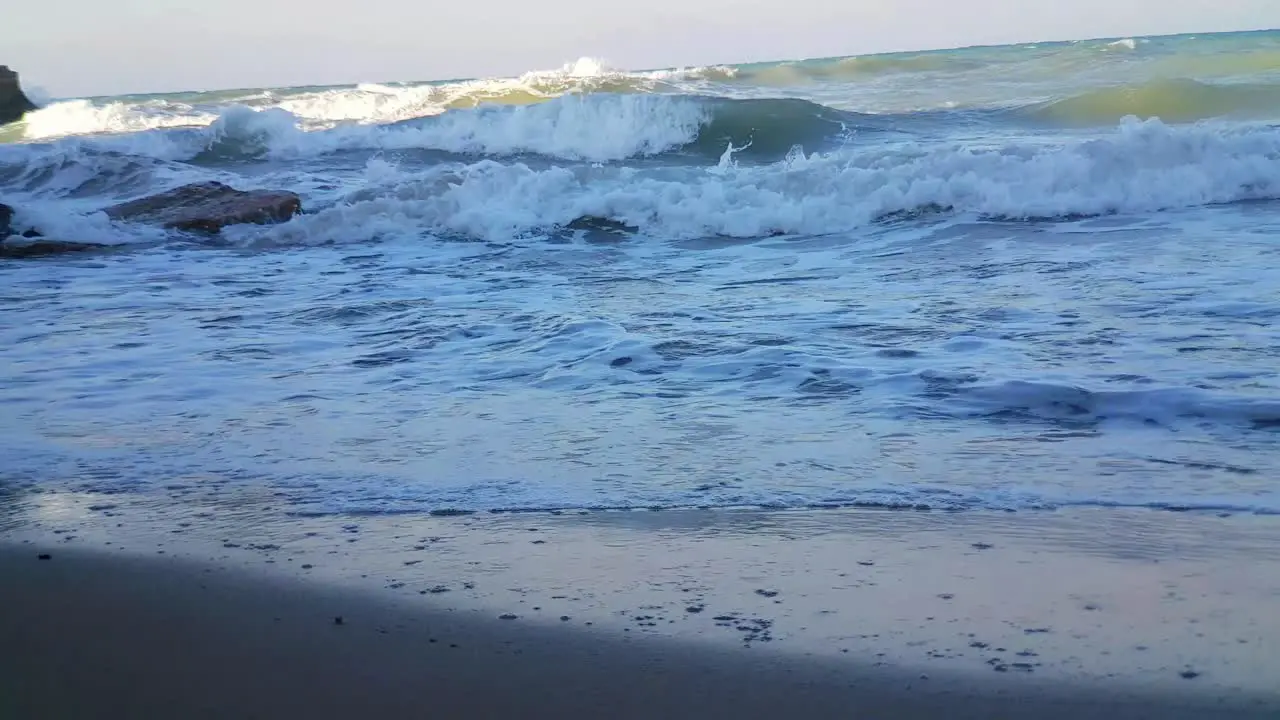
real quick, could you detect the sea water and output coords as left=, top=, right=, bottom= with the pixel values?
left=1, top=32, right=1278, bottom=515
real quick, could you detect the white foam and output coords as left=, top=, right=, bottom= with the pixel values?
left=161, top=94, right=710, bottom=162
left=0, top=141, right=211, bottom=199
left=7, top=203, right=169, bottom=246
left=274, top=83, right=446, bottom=125
left=536, top=56, right=613, bottom=79
left=21, top=99, right=216, bottom=141
left=381, top=93, right=708, bottom=161
left=249, top=117, right=1280, bottom=244
left=15, top=77, right=712, bottom=163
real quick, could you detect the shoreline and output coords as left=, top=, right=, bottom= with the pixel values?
left=3, top=491, right=1279, bottom=718
left=2, top=542, right=1275, bottom=720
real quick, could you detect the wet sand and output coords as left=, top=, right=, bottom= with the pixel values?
left=2, top=494, right=1278, bottom=718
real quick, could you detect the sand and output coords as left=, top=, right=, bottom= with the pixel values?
left=2, top=491, right=1278, bottom=718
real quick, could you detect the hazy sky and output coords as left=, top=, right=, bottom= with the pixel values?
left=5, top=0, right=1279, bottom=97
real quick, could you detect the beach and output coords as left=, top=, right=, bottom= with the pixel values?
left=5, top=28, right=1280, bottom=719
left=3, top=492, right=1278, bottom=719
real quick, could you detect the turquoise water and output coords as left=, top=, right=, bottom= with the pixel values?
left=1, top=31, right=1278, bottom=515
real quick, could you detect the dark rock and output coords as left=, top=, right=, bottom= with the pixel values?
left=565, top=215, right=638, bottom=235
left=429, top=509, right=473, bottom=517
left=103, top=181, right=301, bottom=233
left=0, top=66, right=38, bottom=126
left=1, top=239, right=106, bottom=258
left=37, top=553, right=51, bottom=560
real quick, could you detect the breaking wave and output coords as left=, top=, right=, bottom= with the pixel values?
left=250, top=117, right=1280, bottom=244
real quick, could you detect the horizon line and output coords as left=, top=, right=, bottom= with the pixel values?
left=35, top=25, right=1280, bottom=101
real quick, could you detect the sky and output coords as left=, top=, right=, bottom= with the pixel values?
left=4, top=0, right=1280, bottom=97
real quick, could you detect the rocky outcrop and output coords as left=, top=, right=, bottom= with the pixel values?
left=0, top=66, right=38, bottom=125
left=103, top=181, right=302, bottom=232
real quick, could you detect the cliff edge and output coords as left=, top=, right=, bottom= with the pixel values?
left=0, top=66, right=38, bottom=125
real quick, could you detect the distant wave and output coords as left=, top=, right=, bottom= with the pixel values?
left=1022, top=78, right=1280, bottom=125
left=717, top=54, right=981, bottom=86
left=1106, top=38, right=1139, bottom=51
left=1151, top=48, right=1280, bottom=79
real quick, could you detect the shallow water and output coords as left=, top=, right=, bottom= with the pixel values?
left=2, top=31, right=1279, bottom=515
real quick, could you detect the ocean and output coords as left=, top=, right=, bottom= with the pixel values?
left=2, top=30, right=1278, bottom=518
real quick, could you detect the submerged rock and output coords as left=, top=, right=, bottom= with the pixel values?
left=566, top=215, right=638, bottom=234
left=103, top=181, right=302, bottom=233
left=1, top=238, right=107, bottom=258
left=0, top=66, right=38, bottom=126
